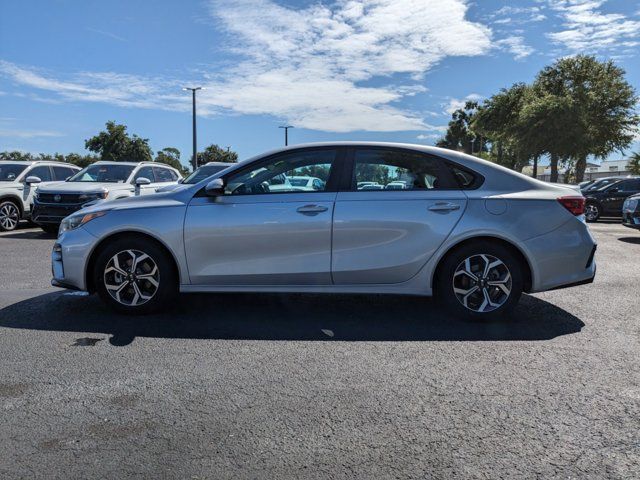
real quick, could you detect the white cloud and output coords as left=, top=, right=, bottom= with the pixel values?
left=443, top=93, right=483, bottom=115
left=547, top=0, right=640, bottom=53
left=495, top=36, right=535, bottom=60
left=0, top=129, right=64, bottom=138
left=0, top=1, right=498, bottom=133
left=490, top=5, right=547, bottom=24
left=198, top=0, right=493, bottom=131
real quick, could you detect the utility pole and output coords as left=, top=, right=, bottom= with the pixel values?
left=183, top=87, right=202, bottom=170
left=278, top=125, right=294, bottom=146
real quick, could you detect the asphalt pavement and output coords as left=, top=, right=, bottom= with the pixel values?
left=0, top=221, right=638, bottom=479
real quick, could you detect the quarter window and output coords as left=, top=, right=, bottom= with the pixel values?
left=352, top=149, right=444, bottom=191
left=224, top=149, right=336, bottom=195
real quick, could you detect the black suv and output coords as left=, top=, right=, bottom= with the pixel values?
left=583, top=177, right=640, bottom=222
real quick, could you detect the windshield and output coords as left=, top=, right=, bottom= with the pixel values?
left=585, top=178, right=619, bottom=191
left=68, top=164, right=135, bottom=183
left=182, top=164, right=230, bottom=184
left=0, top=163, right=28, bottom=182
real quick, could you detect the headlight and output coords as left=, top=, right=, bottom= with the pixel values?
left=78, top=190, right=108, bottom=202
left=59, top=211, right=108, bottom=235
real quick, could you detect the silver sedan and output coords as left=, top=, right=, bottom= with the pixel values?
left=51, top=142, right=596, bottom=320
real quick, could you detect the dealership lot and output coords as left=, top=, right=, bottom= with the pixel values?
left=0, top=222, right=638, bottom=478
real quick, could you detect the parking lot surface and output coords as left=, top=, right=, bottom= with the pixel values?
left=0, top=222, right=638, bottom=479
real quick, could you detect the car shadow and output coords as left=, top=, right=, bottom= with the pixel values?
left=0, top=229, right=55, bottom=240
left=0, top=291, right=584, bottom=346
left=618, top=236, right=640, bottom=245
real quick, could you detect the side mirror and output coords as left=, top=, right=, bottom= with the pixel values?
left=205, top=178, right=225, bottom=196
left=25, top=176, right=42, bottom=184
left=135, top=177, right=151, bottom=186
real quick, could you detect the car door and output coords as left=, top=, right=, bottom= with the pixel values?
left=22, top=165, right=52, bottom=212
left=601, top=180, right=640, bottom=214
left=184, top=148, right=342, bottom=285
left=332, top=147, right=467, bottom=284
left=132, top=166, right=157, bottom=196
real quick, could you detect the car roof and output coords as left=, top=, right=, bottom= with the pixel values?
left=202, top=162, right=233, bottom=167
left=0, top=160, right=79, bottom=167
left=90, top=160, right=178, bottom=170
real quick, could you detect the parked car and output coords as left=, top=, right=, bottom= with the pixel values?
left=622, top=193, right=640, bottom=230
left=288, top=176, right=326, bottom=191
left=583, top=177, right=640, bottom=222
left=51, top=142, right=596, bottom=320
left=32, top=161, right=181, bottom=233
left=156, top=162, right=233, bottom=193
left=581, top=176, right=636, bottom=193
left=0, top=160, right=80, bottom=232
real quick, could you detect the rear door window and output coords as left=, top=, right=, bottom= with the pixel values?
left=52, top=166, right=77, bottom=181
left=351, top=149, right=452, bottom=191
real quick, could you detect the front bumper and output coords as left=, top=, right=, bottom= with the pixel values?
left=622, top=209, right=640, bottom=229
left=32, top=199, right=85, bottom=225
left=51, top=226, right=99, bottom=291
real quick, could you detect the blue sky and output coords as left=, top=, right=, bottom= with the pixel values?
left=1, top=0, right=639, bottom=168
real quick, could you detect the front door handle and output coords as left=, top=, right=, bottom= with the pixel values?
left=297, top=204, right=329, bottom=215
left=428, top=202, right=461, bottom=212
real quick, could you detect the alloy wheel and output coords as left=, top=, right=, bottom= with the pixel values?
left=585, top=204, right=599, bottom=221
left=104, top=249, right=160, bottom=306
left=0, top=202, right=19, bottom=231
left=452, top=254, right=512, bottom=313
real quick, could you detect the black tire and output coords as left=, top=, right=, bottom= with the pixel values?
left=0, top=200, right=21, bottom=232
left=584, top=202, right=601, bottom=223
left=40, top=224, right=59, bottom=235
left=436, top=241, right=524, bottom=321
left=93, top=236, right=178, bottom=314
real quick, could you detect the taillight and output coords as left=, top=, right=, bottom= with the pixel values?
left=557, top=196, right=585, bottom=216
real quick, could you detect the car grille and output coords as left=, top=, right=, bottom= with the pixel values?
left=37, top=193, right=84, bottom=204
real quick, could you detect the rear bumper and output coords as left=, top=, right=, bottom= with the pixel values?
left=525, top=218, right=597, bottom=293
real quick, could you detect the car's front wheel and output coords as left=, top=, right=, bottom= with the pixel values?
left=436, top=242, right=523, bottom=321
left=584, top=202, right=601, bottom=222
left=0, top=200, right=20, bottom=232
left=94, top=236, right=177, bottom=314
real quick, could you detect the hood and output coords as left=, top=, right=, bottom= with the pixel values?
left=77, top=191, right=185, bottom=215
left=0, top=181, right=20, bottom=189
left=36, top=181, right=131, bottom=194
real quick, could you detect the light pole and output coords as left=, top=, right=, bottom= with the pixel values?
left=279, top=125, right=294, bottom=146
left=183, top=87, right=203, bottom=170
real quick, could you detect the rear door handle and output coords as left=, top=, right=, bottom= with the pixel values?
left=297, top=204, right=329, bottom=215
left=428, top=202, right=461, bottom=212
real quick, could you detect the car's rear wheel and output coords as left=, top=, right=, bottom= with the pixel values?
left=585, top=202, right=601, bottom=222
left=94, top=236, right=177, bottom=314
left=0, top=200, right=20, bottom=232
left=436, top=242, right=523, bottom=321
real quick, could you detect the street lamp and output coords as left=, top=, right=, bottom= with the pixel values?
left=183, top=87, right=203, bottom=170
left=278, top=125, right=294, bottom=146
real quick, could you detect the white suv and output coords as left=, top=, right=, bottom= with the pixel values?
left=32, top=161, right=182, bottom=233
left=0, top=160, right=81, bottom=232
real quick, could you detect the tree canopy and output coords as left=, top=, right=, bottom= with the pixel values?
left=197, top=144, right=239, bottom=165
left=155, top=147, right=189, bottom=175
left=438, top=55, right=639, bottom=182
left=85, top=121, right=153, bottom=162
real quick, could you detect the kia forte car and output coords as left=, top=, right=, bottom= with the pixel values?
left=51, top=143, right=597, bottom=320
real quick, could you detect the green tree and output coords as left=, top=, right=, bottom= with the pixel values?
left=155, top=147, right=189, bottom=175
left=436, top=101, right=485, bottom=155
left=629, top=152, right=640, bottom=175
left=85, top=121, right=153, bottom=162
left=197, top=144, right=238, bottom=164
left=532, top=55, right=638, bottom=182
left=0, top=151, right=35, bottom=161
left=64, top=153, right=98, bottom=168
